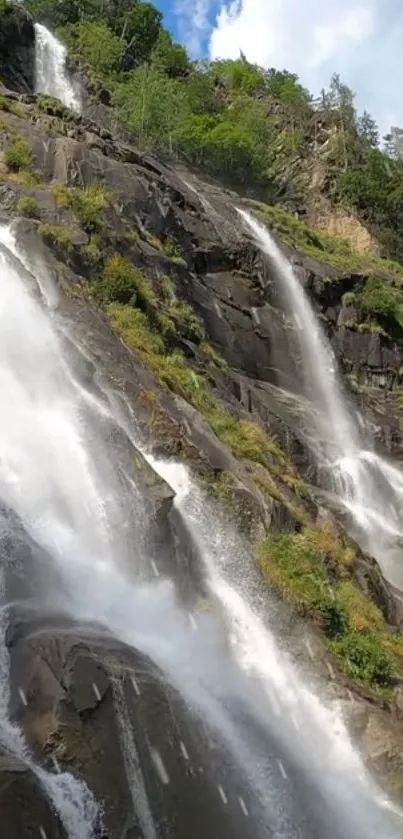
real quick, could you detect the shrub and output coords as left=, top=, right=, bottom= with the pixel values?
left=257, top=529, right=329, bottom=612
left=256, top=527, right=399, bottom=689
left=99, top=255, right=156, bottom=308
left=16, top=196, right=40, bottom=218
left=316, top=602, right=349, bottom=640
left=164, top=233, right=186, bottom=264
left=51, top=182, right=112, bottom=230
left=0, top=95, right=11, bottom=112
left=169, top=299, right=205, bottom=342
left=8, top=171, right=42, bottom=187
left=52, top=181, right=72, bottom=207
left=0, top=95, right=22, bottom=116
left=72, top=182, right=111, bottom=230
left=200, top=340, right=229, bottom=369
left=37, top=94, right=72, bottom=119
left=82, top=235, right=102, bottom=266
left=38, top=222, right=75, bottom=252
left=341, top=291, right=357, bottom=305
left=4, top=135, right=32, bottom=172
left=332, top=631, right=395, bottom=687
left=361, top=275, right=401, bottom=319
left=107, top=303, right=165, bottom=356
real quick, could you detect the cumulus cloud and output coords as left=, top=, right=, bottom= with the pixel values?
left=204, top=0, right=403, bottom=135
left=174, top=0, right=213, bottom=55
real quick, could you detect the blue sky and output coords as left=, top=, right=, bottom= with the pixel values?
left=155, top=0, right=403, bottom=136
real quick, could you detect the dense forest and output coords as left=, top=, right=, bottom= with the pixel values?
left=25, top=0, right=403, bottom=262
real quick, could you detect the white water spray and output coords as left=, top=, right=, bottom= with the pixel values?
left=239, top=210, right=403, bottom=590
left=145, top=456, right=402, bottom=838
left=34, top=24, right=80, bottom=112
left=0, top=568, right=98, bottom=839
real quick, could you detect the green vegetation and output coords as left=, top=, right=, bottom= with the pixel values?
left=168, top=299, right=204, bottom=342
left=0, top=95, right=23, bottom=116
left=361, top=276, right=403, bottom=328
left=250, top=200, right=403, bottom=278
left=38, top=222, right=76, bottom=252
left=16, top=196, right=40, bottom=218
left=4, top=170, right=43, bottom=187
left=341, top=291, right=357, bottom=305
left=23, top=0, right=403, bottom=262
left=257, top=528, right=401, bottom=689
left=51, top=181, right=112, bottom=231
left=36, top=94, right=74, bottom=119
left=3, top=135, right=32, bottom=172
left=98, top=254, right=156, bottom=308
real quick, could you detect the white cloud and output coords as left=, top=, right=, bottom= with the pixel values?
left=207, top=0, right=403, bottom=135
left=174, top=0, right=212, bottom=55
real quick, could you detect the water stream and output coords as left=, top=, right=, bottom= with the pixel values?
left=34, top=23, right=81, bottom=112
left=239, top=210, right=403, bottom=591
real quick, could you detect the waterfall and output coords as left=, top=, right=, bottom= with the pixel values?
left=34, top=23, right=81, bottom=112
left=0, top=222, right=402, bottom=838
left=239, top=210, right=403, bottom=591
left=144, top=457, right=403, bottom=839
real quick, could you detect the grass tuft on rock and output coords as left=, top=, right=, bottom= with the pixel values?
left=98, top=255, right=156, bottom=308
left=38, top=222, right=76, bottom=252
left=256, top=528, right=401, bottom=690
left=4, top=135, right=32, bottom=172
left=16, top=195, right=40, bottom=218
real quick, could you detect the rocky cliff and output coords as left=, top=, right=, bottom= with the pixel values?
left=2, top=9, right=403, bottom=837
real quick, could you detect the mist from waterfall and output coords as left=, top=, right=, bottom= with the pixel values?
left=144, top=456, right=403, bottom=839
left=34, top=23, right=81, bottom=112
left=239, top=210, right=403, bottom=591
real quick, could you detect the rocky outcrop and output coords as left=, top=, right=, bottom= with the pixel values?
left=0, top=5, right=35, bottom=94
left=0, top=757, right=67, bottom=838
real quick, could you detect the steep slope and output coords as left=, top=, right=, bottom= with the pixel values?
left=2, top=8, right=403, bottom=834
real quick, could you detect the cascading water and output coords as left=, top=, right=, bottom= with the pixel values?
left=239, top=210, right=403, bottom=591
left=0, top=221, right=402, bottom=838
left=144, top=456, right=403, bottom=839
left=34, top=23, right=81, bottom=112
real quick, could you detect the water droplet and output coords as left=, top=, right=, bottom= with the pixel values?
left=150, top=748, right=170, bottom=785
left=217, top=784, right=227, bottom=804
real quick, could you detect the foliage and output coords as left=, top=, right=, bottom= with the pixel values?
left=3, top=135, right=32, bottom=172
left=151, top=29, right=190, bottom=78
left=73, top=182, right=112, bottom=230
left=5, top=170, right=43, bottom=187
left=168, top=299, right=205, bottom=342
left=341, top=291, right=357, bottom=305
left=256, top=528, right=399, bottom=689
left=332, top=632, right=395, bottom=687
left=0, top=95, right=22, bottom=116
left=51, top=181, right=112, bottom=230
left=59, top=20, right=125, bottom=74
left=36, top=94, right=73, bottom=119
left=98, top=255, right=156, bottom=308
left=25, top=0, right=403, bottom=260
left=361, top=275, right=402, bottom=320
left=38, top=222, right=76, bottom=251
left=251, top=200, right=403, bottom=290
left=16, top=196, right=40, bottom=218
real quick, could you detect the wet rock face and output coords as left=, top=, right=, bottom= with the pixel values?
left=0, top=6, right=35, bottom=94
left=0, top=759, right=67, bottom=838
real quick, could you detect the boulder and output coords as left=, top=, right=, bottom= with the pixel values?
left=0, top=5, right=35, bottom=93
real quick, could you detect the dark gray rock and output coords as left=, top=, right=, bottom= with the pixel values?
left=0, top=5, right=35, bottom=94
